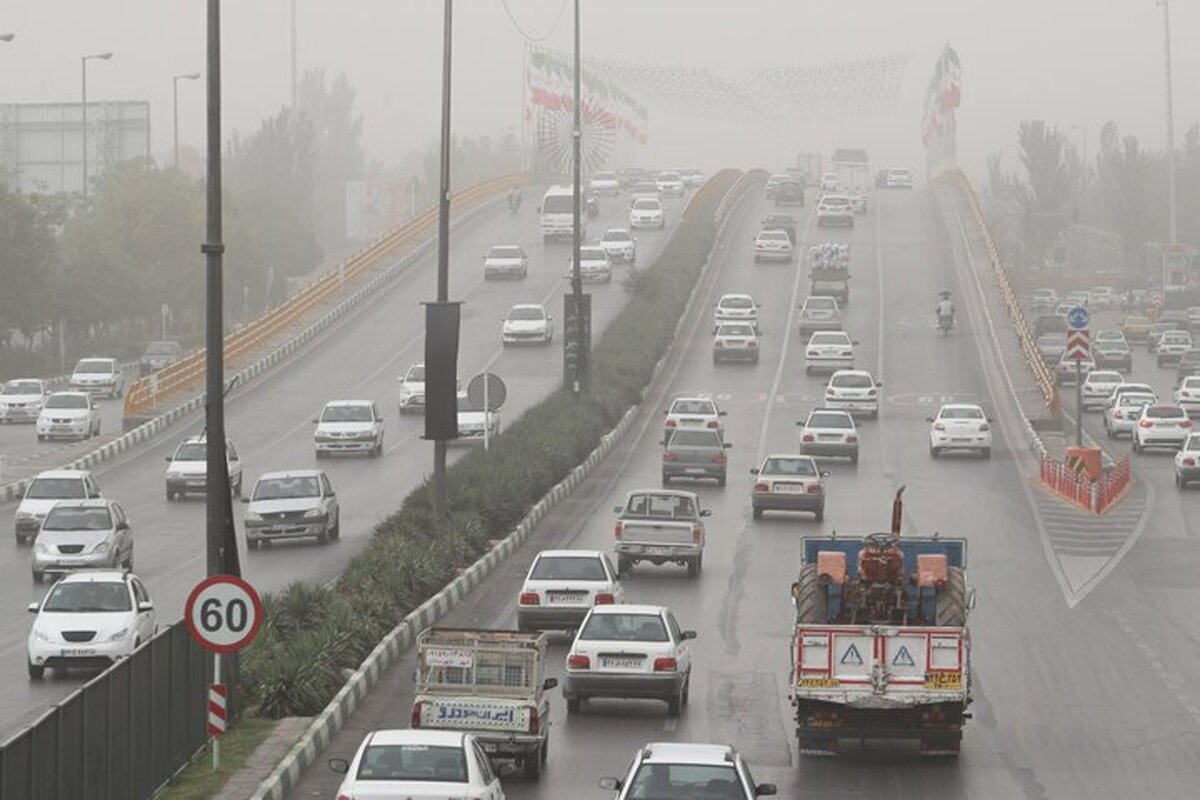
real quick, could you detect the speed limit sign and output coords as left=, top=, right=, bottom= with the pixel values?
left=185, top=575, right=264, bottom=653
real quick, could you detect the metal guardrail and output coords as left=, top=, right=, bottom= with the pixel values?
left=945, top=169, right=1059, bottom=414
left=122, top=173, right=529, bottom=422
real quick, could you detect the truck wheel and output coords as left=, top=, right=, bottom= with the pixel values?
left=814, top=505, right=825, bottom=522
left=935, top=566, right=968, bottom=627
left=523, top=749, right=543, bottom=780
left=666, top=693, right=682, bottom=718
left=687, top=554, right=702, bottom=577
left=752, top=507, right=763, bottom=519
left=617, top=555, right=632, bottom=577
left=794, top=564, right=829, bottom=623
left=27, top=660, right=44, bottom=680
left=248, top=539, right=260, bottom=551
left=566, top=696, right=582, bottom=714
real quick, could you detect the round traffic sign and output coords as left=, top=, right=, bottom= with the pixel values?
left=1067, top=305, right=1089, bottom=330
left=467, top=372, right=507, bottom=411
left=185, top=575, right=264, bottom=654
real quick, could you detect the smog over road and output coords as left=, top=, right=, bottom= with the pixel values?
left=1, top=2, right=1199, bottom=799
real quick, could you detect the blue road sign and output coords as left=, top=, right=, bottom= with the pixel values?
left=1067, top=305, right=1089, bottom=330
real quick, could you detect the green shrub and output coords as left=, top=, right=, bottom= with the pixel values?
left=240, top=171, right=738, bottom=717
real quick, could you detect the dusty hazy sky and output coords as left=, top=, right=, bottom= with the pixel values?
left=2, top=1, right=1196, bottom=180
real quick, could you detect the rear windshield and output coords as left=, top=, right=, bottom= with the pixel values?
left=25, top=478, right=87, bottom=500
left=717, top=324, right=755, bottom=337
left=43, top=506, right=112, bottom=531
left=939, top=407, right=984, bottom=420
left=669, top=400, right=715, bottom=415
left=627, top=764, right=741, bottom=797
left=1147, top=406, right=1186, bottom=419
left=624, top=493, right=696, bottom=518
left=806, top=298, right=837, bottom=311
left=530, top=556, right=607, bottom=581
left=810, top=332, right=849, bottom=345
left=355, top=744, right=467, bottom=783
left=579, top=613, right=668, bottom=642
left=830, top=373, right=873, bottom=388
left=762, top=457, right=817, bottom=476
left=808, top=412, right=853, bottom=429
left=668, top=430, right=723, bottom=447
left=719, top=296, right=753, bottom=309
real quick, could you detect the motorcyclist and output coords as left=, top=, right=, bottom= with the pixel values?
left=507, top=187, right=521, bottom=213
left=936, top=291, right=956, bottom=328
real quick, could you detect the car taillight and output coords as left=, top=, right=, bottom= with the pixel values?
left=519, top=592, right=540, bottom=606
left=336, top=795, right=354, bottom=800
left=666, top=419, right=677, bottom=427
left=710, top=452, right=726, bottom=464
left=979, top=423, right=990, bottom=432
left=1184, top=458, right=1196, bottom=466
left=802, top=433, right=815, bottom=442
left=934, top=423, right=946, bottom=431
left=706, top=420, right=719, bottom=428
left=806, top=483, right=823, bottom=494
left=1114, top=411, right=1125, bottom=419
left=748, top=340, right=758, bottom=348
left=411, top=702, right=423, bottom=728
left=663, top=452, right=678, bottom=462
left=847, top=435, right=858, bottom=443
left=1139, top=419, right=1153, bottom=428
left=595, top=593, right=615, bottom=605
left=867, top=389, right=877, bottom=396
left=754, top=481, right=769, bottom=493
left=567, top=654, right=590, bottom=670
left=840, top=350, right=852, bottom=356
left=692, top=523, right=703, bottom=543
left=653, top=657, right=678, bottom=672
left=1183, top=420, right=1193, bottom=428
left=714, top=340, right=724, bottom=348
left=527, top=704, right=540, bottom=734
left=807, top=350, right=818, bottom=357
left=614, top=521, right=624, bottom=538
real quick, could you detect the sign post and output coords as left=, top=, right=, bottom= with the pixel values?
left=467, top=372, right=507, bottom=453
left=1066, top=305, right=1090, bottom=447
left=185, top=575, right=264, bottom=771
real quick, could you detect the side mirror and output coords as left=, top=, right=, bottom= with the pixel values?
left=681, top=630, right=698, bottom=640
left=699, top=509, right=712, bottom=517
left=852, top=340, right=860, bottom=345
left=876, top=382, right=884, bottom=387
left=719, top=410, right=728, bottom=416
left=117, top=522, right=130, bottom=531
left=312, top=418, right=320, bottom=424
left=967, top=588, right=978, bottom=611
left=723, top=442, right=733, bottom=449
left=328, top=757, right=350, bottom=774
left=925, top=417, right=934, bottom=423
left=27, top=602, right=39, bottom=614
left=239, top=496, right=251, bottom=504
left=658, top=440, right=667, bottom=447
left=542, top=677, right=558, bottom=690
left=599, top=778, right=622, bottom=791
left=535, top=205, right=542, bottom=214
left=164, top=456, right=172, bottom=463
left=749, top=467, right=760, bottom=474
left=789, top=581, right=801, bottom=608
left=613, top=506, right=623, bottom=514
left=137, top=601, right=154, bottom=613
left=756, top=784, right=778, bottom=796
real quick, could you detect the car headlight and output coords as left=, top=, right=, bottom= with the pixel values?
left=244, top=510, right=261, bottom=522
left=165, top=470, right=183, bottom=479
left=33, top=627, right=53, bottom=643
left=399, top=386, right=412, bottom=398
left=35, top=541, right=51, bottom=555
left=106, top=627, right=129, bottom=642
left=91, top=541, right=110, bottom=554
left=16, top=511, right=36, bottom=521
left=303, top=508, right=323, bottom=519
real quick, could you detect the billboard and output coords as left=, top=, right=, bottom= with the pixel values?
left=0, top=101, right=151, bottom=195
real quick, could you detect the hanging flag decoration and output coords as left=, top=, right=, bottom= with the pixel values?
left=922, top=44, right=962, bottom=176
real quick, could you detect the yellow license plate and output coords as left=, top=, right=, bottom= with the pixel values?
left=798, top=677, right=840, bottom=688
left=924, top=672, right=962, bottom=690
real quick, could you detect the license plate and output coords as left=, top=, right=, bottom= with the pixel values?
left=644, top=546, right=672, bottom=555
left=952, top=438, right=970, bottom=442
left=684, top=467, right=705, bottom=475
left=798, top=677, right=839, bottom=688
left=56, top=558, right=85, bottom=566
left=61, top=648, right=96, bottom=657
left=548, top=592, right=586, bottom=604
left=924, top=672, right=962, bottom=690
left=818, top=434, right=839, bottom=441
left=601, top=657, right=644, bottom=669
left=774, top=483, right=805, bottom=493
left=480, top=742, right=499, bottom=753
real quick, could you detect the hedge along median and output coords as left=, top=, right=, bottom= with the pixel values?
left=239, top=169, right=741, bottom=720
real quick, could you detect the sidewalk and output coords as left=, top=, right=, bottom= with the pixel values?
left=217, top=718, right=310, bottom=800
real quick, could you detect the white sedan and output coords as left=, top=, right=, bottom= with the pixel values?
left=824, top=369, right=881, bottom=417
left=928, top=403, right=992, bottom=458
left=664, top=396, right=725, bottom=436
left=1080, top=370, right=1124, bottom=410
left=714, top=294, right=759, bottom=323
left=314, top=400, right=385, bottom=458
left=502, top=304, right=554, bottom=346
left=1175, top=433, right=1200, bottom=487
left=712, top=322, right=759, bottom=363
left=1132, top=404, right=1192, bottom=453
left=805, top=331, right=856, bottom=374
left=483, top=245, right=528, bottom=280
left=1174, top=375, right=1200, bottom=417
left=750, top=454, right=827, bottom=520
left=329, top=729, right=505, bottom=800
left=753, top=229, right=794, bottom=263
left=397, top=363, right=425, bottom=414
left=517, top=549, right=623, bottom=632
left=1104, top=392, right=1157, bottom=439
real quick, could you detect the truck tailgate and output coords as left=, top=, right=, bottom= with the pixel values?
left=418, top=695, right=531, bottom=733
left=792, top=625, right=969, bottom=706
left=618, top=521, right=696, bottom=545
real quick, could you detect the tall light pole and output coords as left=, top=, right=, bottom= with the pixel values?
left=1158, top=0, right=1178, bottom=243
left=172, top=72, right=201, bottom=170
left=564, top=0, right=590, bottom=395
left=290, top=0, right=298, bottom=108
left=80, top=51, right=113, bottom=198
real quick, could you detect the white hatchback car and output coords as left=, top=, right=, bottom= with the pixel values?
left=664, top=396, right=725, bottom=436
left=1175, top=433, right=1200, bottom=487
left=600, top=742, right=776, bottom=800
left=314, top=400, right=384, bottom=457
left=928, top=403, right=992, bottom=458
left=824, top=369, right=882, bottom=416
left=502, top=304, right=554, bottom=346
left=712, top=321, right=760, bottom=363
left=36, top=391, right=101, bottom=441
left=517, top=550, right=623, bottom=632
left=31, top=499, right=133, bottom=584
left=69, top=357, right=125, bottom=398
left=1132, top=404, right=1192, bottom=453
left=1174, top=375, right=1200, bottom=417
left=753, top=229, right=794, bottom=263
left=797, top=408, right=859, bottom=463
left=805, top=331, right=856, bottom=374
left=14, top=469, right=103, bottom=545
left=397, top=363, right=426, bottom=414
left=1081, top=370, right=1124, bottom=410
left=750, top=454, right=827, bottom=520
left=0, top=378, right=49, bottom=424
left=164, top=436, right=244, bottom=499
left=629, top=197, right=665, bottom=229
left=563, top=604, right=695, bottom=717
left=1157, top=330, right=1193, bottom=366
left=328, top=729, right=505, bottom=800
left=26, top=569, right=157, bottom=679
left=482, top=245, right=528, bottom=280
left=714, top=294, right=759, bottom=323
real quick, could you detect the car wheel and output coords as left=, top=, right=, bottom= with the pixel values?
left=27, top=660, right=44, bottom=680
left=815, top=505, right=825, bottom=522
left=717, top=474, right=726, bottom=487
left=166, top=488, right=175, bottom=502
left=523, top=748, right=543, bottom=780
left=234, top=476, right=243, bottom=496
left=666, top=692, right=682, bottom=718
left=1133, top=439, right=1142, bottom=454
left=316, top=527, right=329, bottom=545
left=331, top=518, right=340, bottom=540
left=124, top=551, right=133, bottom=570
left=566, top=696, right=582, bottom=714
left=1175, top=472, right=1184, bottom=488
left=31, top=570, right=43, bottom=585
left=248, top=539, right=260, bottom=551
left=981, top=448, right=992, bottom=459
left=617, top=555, right=632, bottom=577
left=850, top=451, right=859, bottom=465
left=752, top=507, right=763, bottom=520
left=37, top=434, right=45, bottom=442
left=930, top=445, right=939, bottom=458
left=661, top=472, right=671, bottom=486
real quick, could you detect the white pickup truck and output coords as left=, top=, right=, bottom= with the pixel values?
left=412, top=627, right=558, bottom=779
left=612, top=489, right=710, bottom=577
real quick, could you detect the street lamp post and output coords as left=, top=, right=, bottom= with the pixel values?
left=80, top=51, right=113, bottom=198
left=1157, top=0, right=1178, bottom=243
left=173, top=72, right=201, bottom=170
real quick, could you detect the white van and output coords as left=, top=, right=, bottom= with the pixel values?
left=540, top=185, right=587, bottom=242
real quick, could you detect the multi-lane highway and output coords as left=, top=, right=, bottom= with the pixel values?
left=292, top=185, right=1200, bottom=799
left=0, top=190, right=689, bottom=735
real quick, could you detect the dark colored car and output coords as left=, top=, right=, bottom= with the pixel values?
left=761, top=213, right=798, bottom=243
left=1093, top=336, right=1133, bottom=372
left=662, top=428, right=731, bottom=486
left=139, top=340, right=182, bottom=375
left=774, top=179, right=805, bottom=207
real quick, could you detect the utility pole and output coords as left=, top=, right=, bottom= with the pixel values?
left=80, top=51, right=113, bottom=198
left=173, top=72, right=201, bottom=170
left=1160, top=0, right=1177, bottom=243
left=564, top=0, right=590, bottom=395
left=431, top=0, right=454, bottom=521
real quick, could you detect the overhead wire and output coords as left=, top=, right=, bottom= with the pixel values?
left=500, top=0, right=568, bottom=43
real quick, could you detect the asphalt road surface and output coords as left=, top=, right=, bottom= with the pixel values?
left=293, top=186, right=1200, bottom=800
left=0, top=190, right=688, bottom=737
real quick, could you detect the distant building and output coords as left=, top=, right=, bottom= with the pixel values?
left=0, top=101, right=151, bottom=195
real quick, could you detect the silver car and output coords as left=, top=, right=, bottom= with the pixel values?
left=242, top=470, right=340, bottom=549
left=662, top=428, right=731, bottom=486
left=31, top=499, right=133, bottom=584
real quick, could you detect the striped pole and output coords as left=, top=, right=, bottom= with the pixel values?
left=208, top=654, right=225, bottom=770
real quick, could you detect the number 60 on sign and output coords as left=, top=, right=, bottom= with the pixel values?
left=185, top=575, right=264, bottom=653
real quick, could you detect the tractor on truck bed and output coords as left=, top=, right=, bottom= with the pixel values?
left=789, top=487, right=974, bottom=757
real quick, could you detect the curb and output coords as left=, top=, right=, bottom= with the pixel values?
left=0, top=198, right=503, bottom=505
left=248, top=172, right=757, bottom=800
